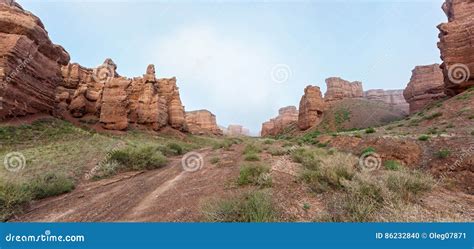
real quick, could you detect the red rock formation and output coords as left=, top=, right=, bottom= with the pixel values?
left=185, top=110, right=222, bottom=135
left=0, top=0, right=70, bottom=120
left=261, top=106, right=298, bottom=137
left=364, top=89, right=409, bottom=115
left=403, top=64, right=446, bottom=114
left=59, top=61, right=187, bottom=131
left=324, top=77, right=363, bottom=102
left=298, top=85, right=326, bottom=130
left=437, top=0, right=474, bottom=96
left=225, top=125, right=250, bottom=136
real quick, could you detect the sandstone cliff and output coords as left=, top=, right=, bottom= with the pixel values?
left=324, top=77, right=363, bottom=102
left=298, top=86, right=326, bottom=130
left=0, top=1, right=70, bottom=120
left=59, top=61, right=187, bottom=131
left=225, top=125, right=250, bottom=136
left=437, top=0, right=474, bottom=96
left=261, top=106, right=298, bottom=137
left=185, top=110, right=222, bottom=135
left=364, top=89, right=409, bottom=115
left=403, top=64, right=446, bottom=114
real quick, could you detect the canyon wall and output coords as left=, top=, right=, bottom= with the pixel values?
left=0, top=1, right=70, bottom=120
left=59, top=61, right=187, bottom=131
left=403, top=64, right=446, bottom=114
left=261, top=106, right=298, bottom=137
left=298, top=86, right=326, bottom=130
left=324, top=77, right=363, bottom=102
left=437, top=0, right=474, bottom=96
left=185, top=110, right=222, bottom=135
left=364, top=89, right=409, bottom=115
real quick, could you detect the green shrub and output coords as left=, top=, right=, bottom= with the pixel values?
left=210, top=157, right=220, bottom=164
left=361, top=147, right=376, bottom=155
left=268, top=148, right=287, bottom=156
left=244, top=153, right=260, bottom=162
left=365, top=127, right=376, bottom=134
left=435, top=149, right=450, bottom=159
left=243, top=144, right=262, bottom=155
left=167, top=143, right=184, bottom=155
left=109, top=145, right=168, bottom=170
left=300, top=164, right=354, bottom=193
left=418, top=135, right=430, bottom=141
left=237, top=163, right=271, bottom=187
left=354, top=133, right=362, bottom=138
left=384, top=160, right=401, bottom=171
left=202, top=190, right=277, bottom=222
left=26, top=173, right=75, bottom=199
left=263, top=139, right=275, bottom=145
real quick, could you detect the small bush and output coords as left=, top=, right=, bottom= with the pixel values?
left=354, top=133, right=362, bottom=138
left=109, top=145, right=168, bottom=170
left=418, top=135, right=430, bottom=141
left=291, top=148, right=314, bottom=163
left=244, top=153, right=260, bottom=162
left=237, top=163, right=271, bottom=187
left=263, top=139, right=275, bottom=145
left=0, top=182, right=31, bottom=221
left=365, top=127, right=376, bottom=134
left=210, top=157, right=220, bottom=164
left=167, top=143, right=184, bottom=155
left=386, top=170, right=434, bottom=201
left=384, top=160, right=401, bottom=171
left=202, top=190, right=277, bottom=222
left=268, top=147, right=286, bottom=156
left=26, top=173, right=75, bottom=199
left=243, top=144, right=262, bottom=155
left=300, top=164, right=354, bottom=193
left=361, top=147, right=376, bottom=155
left=435, top=149, right=450, bottom=159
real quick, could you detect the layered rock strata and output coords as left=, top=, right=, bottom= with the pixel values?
left=261, top=106, right=298, bottom=137
left=298, top=86, right=326, bottom=130
left=364, top=89, right=409, bottom=115
left=185, top=110, right=222, bottom=135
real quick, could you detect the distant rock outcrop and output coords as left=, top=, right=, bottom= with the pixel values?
left=437, top=0, right=474, bottom=96
left=225, top=125, right=250, bottom=136
left=58, top=61, right=187, bottom=131
left=403, top=64, right=446, bottom=114
left=364, top=89, right=409, bottom=115
left=0, top=1, right=70, bottom=120
left=185, top=110, right=222, bottom=135
left=298, top=86, right=326, bottom=130
left=324, top=77, right=363, bottom=102
left=261, top=106, right=298, bottom=137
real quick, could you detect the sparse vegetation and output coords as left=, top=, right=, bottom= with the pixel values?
left=384, top=160, right=401, bottom=171
left=435, top=149, right=450, bottom=159
left=237, top=163, right=272, bottom=188
left=210, top=157, right=220, bottom=164
left=244, top=153, right=260, bottom=161
left=424, top=112, right=442, bottom=120
left=107, top=145, right=168, bottom=171
left=418, top=135, right=430, bottom=141
left=202, top=190, right=278, bottom=222
left=361, top=147, right=376, bottom=155
left=365, top=127, right=376, bottom=134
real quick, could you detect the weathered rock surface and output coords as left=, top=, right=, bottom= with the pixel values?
left=437, top=0, right=474, bottom=96
left=403, top=64, right=446, bottom=113
left=261, top=106, right=298, bottom=137
left=58, top=61, right=187, bottom=131
left=298, top=86, right=326, bottom=130
left=0, top=1, right=70, bottom=120
left=185, top=110, right=222, bottom=135
left=324, top=77, right=363, bottom=102
left=225, top=125, right=250, bottom=136
left=364, top=89, right=409, bottom=115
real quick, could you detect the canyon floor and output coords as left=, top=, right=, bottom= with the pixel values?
left=1, top=88, right=473, bottom=222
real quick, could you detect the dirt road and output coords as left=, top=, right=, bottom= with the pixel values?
left=13, top=148, right=242, bottom=222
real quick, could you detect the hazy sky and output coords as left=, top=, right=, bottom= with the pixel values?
left=18, top=0, right=446, bottom=134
